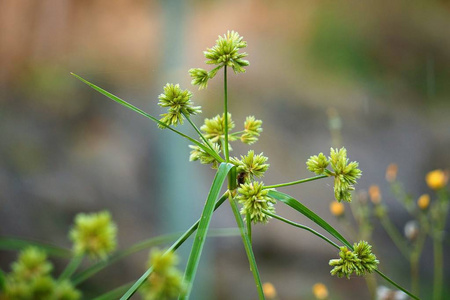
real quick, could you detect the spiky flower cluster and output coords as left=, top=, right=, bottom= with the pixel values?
left=189, top=142, right=221, bottom=169
left=140, top=248, right=184, bottom=300
left=237, top=181, right=276, bottom=224
left=241, top=116, right=263, bottom=145
left=70, top=211, right=117, bottom=259
left=1, top=247, right=80, bottom=299
left=329, top=241, right=379, bottom=279
left=231, top=150, right=269, bottom=184
left=189, top=31, right=249, bottom=90
left=158, top=83, right=201, bottom=127
left=201, top=113, right=236, bottom=144
left=306, top=147, right=362, bottom=202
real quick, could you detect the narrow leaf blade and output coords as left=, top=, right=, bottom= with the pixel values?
left=268, top=190, right=352, bottom=248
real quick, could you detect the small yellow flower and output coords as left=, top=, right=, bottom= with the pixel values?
left=262, top=282, right=277, bottom=299
left=312, top=283, right=329, bottom=299
left=329, top=201, right=345, bottom=217
left=417, top=194, right=430, bottom=210
left=385, top=163, right=398, bottom=182
left=369, top=185, right=381, bottom=204
left=426, top=169, right=448, bottom=190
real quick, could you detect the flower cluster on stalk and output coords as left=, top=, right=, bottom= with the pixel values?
left=189, top=30, right=249, bottom=90
left=329, top=240, right=379, bottom=279
left=140, top=248, right=184, bottom=300
left=306, top=147, right=362, bottom=202
left=1, top=247, right=80, bottom=299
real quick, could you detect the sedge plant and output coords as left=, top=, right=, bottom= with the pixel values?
left=0, top=31, right=420, bottom=299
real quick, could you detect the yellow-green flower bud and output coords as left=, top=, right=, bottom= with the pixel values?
left=53, top=280, right=81, bottom=300
left=69, top=211, right=117, bottom=259
left=329, top=240, right=378, bottom=279
left=189, top=68, right=210, bottom=90
left=200, top=113, right=236, bottom=144
left=11, top=247, right=52, bottom=281
left=237, top=181, right=276, bottom=224
left=204, top=30, right=249, bottom=74
left=306, top=153, right=329, bottom=175
left=329, top=148, right=362, bottom=202
left=189, top=142, right=220, bottom=169
left=230, top=150, right=269, bottom=183
left=158, top=83, right=201, bottom=128
left=240, top=116, right=263, bottom=145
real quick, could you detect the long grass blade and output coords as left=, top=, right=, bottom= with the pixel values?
left=229, top=198, right=265, bottom=300
left=0, top=237, right=71, bottom=258
left=71, top=73, right=223, bottom=163
left=58, top=255, right=83, bottom=282
left=268, top=190, right=352, bottom=248
left=180, top=163, right=234, bottom=299
left=93, top=282, right=134, bottom=300
left=120, top=194, right=230, bottom=299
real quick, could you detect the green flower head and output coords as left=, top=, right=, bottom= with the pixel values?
left=11, top=247, right=53, bottom=281
left=237, top=181, right=276, bottom=224
left=241, top=116, right=263, bottom=145
left=329, top=240, right=379, bottom=279
left=231, top=150, right=269, bottom=183
left=53, top=280, right=82, bottom=300
left=188, top=68, right=210, bottom=90
left=204, top=31, right=249, bottom=74
left=140, top=248, right=185, bottom=300
left=189, top=142, right=221, bottom=169
left=158, top=83, right=201, bottom=128
left=306, top=153, right=329, bottom=175
left=200, top=113, right=236, bottom=144
left=70, top=211, right=117, bottom=259
left=329, top=148, right=362, bottom=202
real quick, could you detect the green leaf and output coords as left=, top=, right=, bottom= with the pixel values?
left=0, top=237, right=71, bottom=258
left=180, top=162, right=234, bottom=299
left=71, top=73, right=223, bottom=163
left=229, top=199, right=265, bottom=300
left=58, top=255, right=84, bottom=282
left=268, top=190, right=352, bottom=249
left=120, top=194, right=230, bottom=299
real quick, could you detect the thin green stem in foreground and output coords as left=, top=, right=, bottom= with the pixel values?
left=94, top=282, right=134, bottom=300
left=58, top=255, right=83, bottom=282
left=71, top=73, right=223, bottom=163
left=183, top=111, right=217, bottom=155
left=229, top=198, right=265, bottom=300
left=375, top=269, right=419, bottom=300
left=246, top=211, right=252, bottom=244
left=264, top=174, right=328, bottom=189
left=223, top=66, right=229, bottom=162
left=262, top=210, right=339, bottom=249
left=120, top=193, right=230, bottom=300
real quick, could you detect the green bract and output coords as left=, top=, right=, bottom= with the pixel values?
left=158, top=83, right=201, bottom=127
left=69, top=211, right=117, bottom=259
left=237, top=181, right=276, bottom=224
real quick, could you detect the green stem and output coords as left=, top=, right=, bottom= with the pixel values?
left=58, top=255, right=83, bottom=282
left=263, top=210, right=340, bottom=249
left=433, top=236, right=443, bottom=300
left=183, top=111, right=217, bottom=155
left=246, top=211, right=252, bottom=244
left=378, top=215, right=410, bottom=260
left=264, top=175, right=328, bottom=189
left=94, top=282, right=134, bottom=300
left=229, top=198, right=265, bottom=300
left=223, top=66, right=229, bottom=162
left=375, top=269, right=420, bottom=300
left=120, top=194, right=229, bottom=300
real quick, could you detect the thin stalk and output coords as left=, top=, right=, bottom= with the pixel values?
left=375, top=269, right=419, bottom=300
left=263, top=210, right=340, bottom=249
left=94, top=282, right=134, bottom=300
left=120, top=194, right=229, bottom=300
left=246, top=211, right=252, bottom=244
left=264, top=174, right=328, bottom=189
left=58, top=255, right=83, bottom=282
left=378, top=216, right=410, bottom=260
left=432, top=236, right=443, bottom=300
left=183, top=111, right=217, bottom=155
left=229, top=198, right=265, bottom=300
left=223, top=66, right=229, bottom=162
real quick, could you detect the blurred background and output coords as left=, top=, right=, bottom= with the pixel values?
left=1, top=0, right=449, bottom=299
